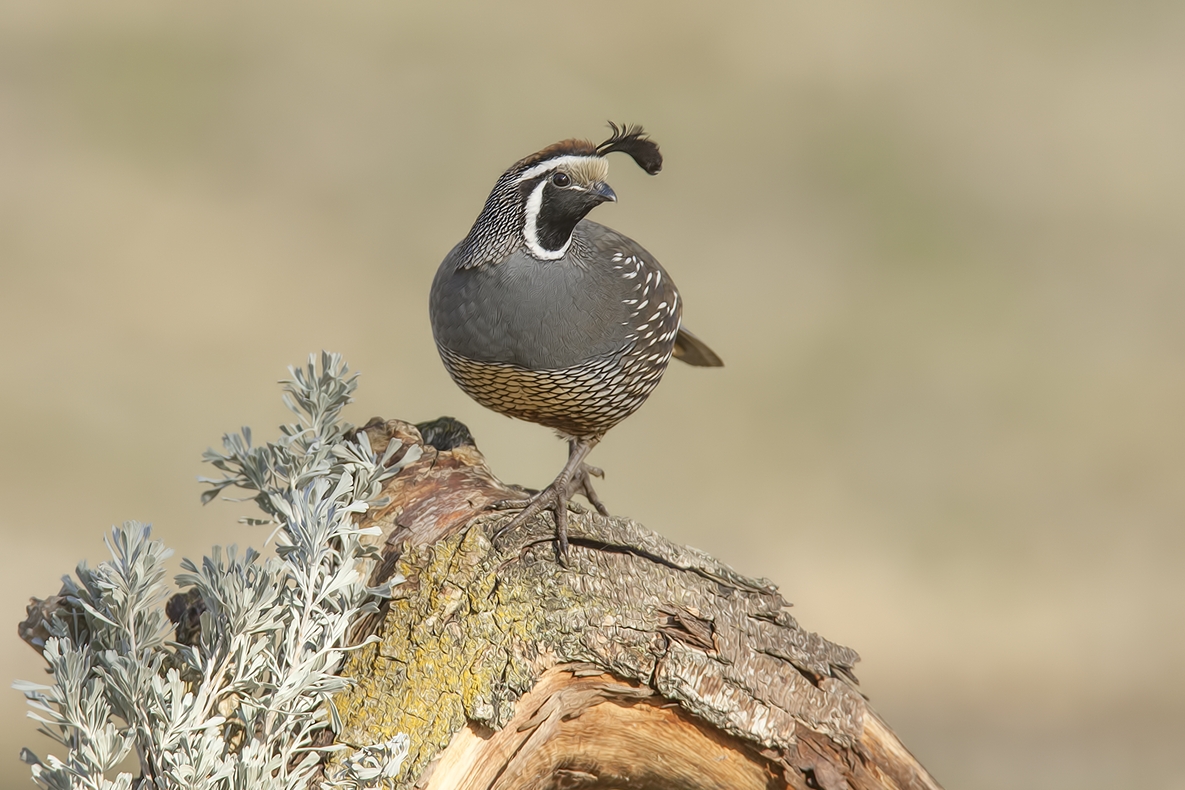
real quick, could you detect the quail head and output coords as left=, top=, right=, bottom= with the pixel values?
left=429, top=124, right=722, bottom=557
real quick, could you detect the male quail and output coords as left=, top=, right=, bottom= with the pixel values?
left=429, top=124, right=722, bottom=555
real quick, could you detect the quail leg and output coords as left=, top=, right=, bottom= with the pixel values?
left=491, top=436, right=606, bottom=558
left=572, top=461, right=610, bottom=517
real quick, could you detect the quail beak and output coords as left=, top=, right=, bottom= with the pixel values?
left=589, top=181, right=617, bottom=204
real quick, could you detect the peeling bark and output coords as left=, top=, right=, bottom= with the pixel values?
left=330, top=418, right=942, bottom=790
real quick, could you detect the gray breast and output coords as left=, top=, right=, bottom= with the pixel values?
left=430, top=220, right=681, bottom=372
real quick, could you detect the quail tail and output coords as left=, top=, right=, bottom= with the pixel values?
left=491, top=437, right=610, bottom=560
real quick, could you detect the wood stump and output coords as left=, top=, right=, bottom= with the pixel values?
left=330, top=418, right=943, bottom=790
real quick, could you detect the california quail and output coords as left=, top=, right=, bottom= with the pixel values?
left=429, top=124, right=722, bottom=556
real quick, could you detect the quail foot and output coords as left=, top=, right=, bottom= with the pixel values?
left=429, top=124, right=723, bottom=558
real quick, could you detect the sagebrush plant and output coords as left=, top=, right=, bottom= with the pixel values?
left=16, top=352, right=418, bottom=790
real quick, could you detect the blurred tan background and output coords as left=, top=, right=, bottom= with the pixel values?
left=2, top=1, right=1183, bottom=788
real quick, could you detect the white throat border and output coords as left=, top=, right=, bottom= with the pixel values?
left=521, top=180, right=571, bottom=260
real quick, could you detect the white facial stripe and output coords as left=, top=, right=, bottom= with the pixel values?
left=514, top=155, right=604, bottom=184
left=521, top=180, right=570, bottom=260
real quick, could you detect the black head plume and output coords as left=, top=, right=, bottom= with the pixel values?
left=597, top=122, right=663, bottom=175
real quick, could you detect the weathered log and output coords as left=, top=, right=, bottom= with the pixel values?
left=329, top=418, right=943, bottom=790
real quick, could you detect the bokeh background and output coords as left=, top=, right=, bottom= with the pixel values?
left=2, top=2, right=1183, bottom=788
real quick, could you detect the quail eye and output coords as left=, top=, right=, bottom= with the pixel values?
left=551, top=171, right=571, bottom=187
